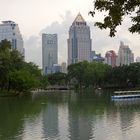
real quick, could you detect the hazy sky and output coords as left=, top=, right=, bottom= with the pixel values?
left=0, top=0, right=139, bottom=67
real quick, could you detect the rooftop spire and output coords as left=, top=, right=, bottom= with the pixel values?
left=73, top=12, right=86, bottom=23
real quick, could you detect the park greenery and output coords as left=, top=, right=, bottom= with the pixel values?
left=89, top=0, right=140, bottom=36
left=0, top=39, right=48, bottom=94
left=67, top=61, right=140, bottom=89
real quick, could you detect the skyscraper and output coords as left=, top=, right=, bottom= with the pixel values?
left=0, top=21, right=24, bottom=55
left=68, top=13, right=92, bottom=65
left=118, top=41, right=134, bottom=66
left=42, top=34, right=58, bottom=74
left=105, top=50, right=117, bottom=67
left=136, top=57, right=140, bottom=62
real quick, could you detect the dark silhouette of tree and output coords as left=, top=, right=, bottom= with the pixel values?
left=89, top=0, right=140, bottom=37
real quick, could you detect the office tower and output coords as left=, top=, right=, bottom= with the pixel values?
left=42, top=34, right=58, bottom=74
left=0, top=21, right=24, bottom=55
left=52, top=64, right=62, bottom=73
left=91, top=51, right=105, bottom=62
left=68, top=13, right=92, bottom=65
left=136, top=57, right=140, bottom=62
left=118, top=41, right=134, bottom=66
left=105, top=50, right=117, bottom=67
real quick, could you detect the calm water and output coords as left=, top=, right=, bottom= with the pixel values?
left=0, top=90, right=140, bottom=140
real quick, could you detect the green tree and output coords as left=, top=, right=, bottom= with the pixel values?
left=10, top=70, right=38, bottom=92
left=126, top=63, right=140, bottom=87
left=67, top=61, right=109, bottom=89
left=68, top=61, right=89, bottom=89
left=0, top=40, right=42, bottom=93
left=47, top=72, right=67, bottom=86
left=90, top=0, right=140, bottom=36
left=0, top=40, right=11, bottom=90
left=40, top=75, right=49, bottom=89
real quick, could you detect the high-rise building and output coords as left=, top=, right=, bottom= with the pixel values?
left=136, top=57, right=140, bottom=62
left=42, top=34, right=58, bottom=74
left=118, top=41, right=134, bottom=66
left=91, top=51, right=105, bottom=62
left=52, top=64, right=62, bottom=73
left=105, top=50, right=117, bottom=67
left=68, top=13, right=92, bottom=65
left=0, top=21, right=24, bottom=55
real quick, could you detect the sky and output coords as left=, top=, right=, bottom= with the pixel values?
left=0, top=0, right=139, bottom=67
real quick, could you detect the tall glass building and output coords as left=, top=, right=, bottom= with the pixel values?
left=42, top=34, right=58, bottom=74
left=68, top=13, right=92, bottom=65
left=0, top=21, right=24, bottom=56
left=118, top=41, right=134, bottom=66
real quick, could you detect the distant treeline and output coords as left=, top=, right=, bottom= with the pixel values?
left=67, top=61, right=140, bottom=89
left=39, top=60, right=140, bottom=90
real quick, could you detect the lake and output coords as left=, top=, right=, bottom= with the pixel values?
left=0, top=90, right=140, bottom=140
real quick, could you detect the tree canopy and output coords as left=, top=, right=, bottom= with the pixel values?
left=0, top=39, right=48, bottom=93
left=67, top=61, right=140, bottom=89
left=89, top=0, right=140, bottom=37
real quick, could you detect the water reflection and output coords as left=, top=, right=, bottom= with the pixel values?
left=112, top=98, right=140, bottom=140
left=0, top=91, right=140, bottom=140
left=42, top=103, right=59, bottom=140
left=0, top=94, right=44, bottom=140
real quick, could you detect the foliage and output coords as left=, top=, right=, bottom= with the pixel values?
left=40, top=75, right=49, bottom=89
left=89, top=0, right=140, bottom=36
left=10, top=70, right=39, bottom=92
left=0, top=39, right=43, bottom=93
left=67, top=61, right=140, bottom=89
left=68, top=61, right=110, bottom=88
left=47, top=72, right=67, bottom=85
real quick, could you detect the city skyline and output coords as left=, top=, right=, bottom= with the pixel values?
left=0, top=0, right=139, bottom=67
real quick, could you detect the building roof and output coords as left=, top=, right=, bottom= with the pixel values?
left=73, top=13, right=86, bottom=23
left=1, top=21, right=16, bottom=24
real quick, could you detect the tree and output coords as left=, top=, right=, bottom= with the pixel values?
left=10, top=70, right=38, bottom=92
left=0, top=40, right=42, bottom=93
left=68, top=61, right=89, bottom=88
left=40, top=75, right=49, bottom=89
left=47, top=72, right=67, bottom=86
left=67, top=61, right=109, bottom=89
left=0, top=40, right=11, bottom=89
left=89, top=0, right=140, bottom=37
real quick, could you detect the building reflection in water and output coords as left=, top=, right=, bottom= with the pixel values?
left=68, top=92, right=94, bottom=140
left=42, top=103, right=59, bottom=139
left=68, top=113, right=94, bottom=140
left=58, top=103, right=69, bottom=140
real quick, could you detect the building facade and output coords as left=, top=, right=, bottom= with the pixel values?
left=0, top=21, right=24, bottom=55
left=68, top=13, right=92, bottom=65
left=105, top=50, right=117, bottom=67
left=136, top=57, right=140, bottom=62
left=42, top=34, right=58, bottom=74
left=52, top=64, right=62, bottom=73
left=91, top=51, right=105, bottom=62
left=118, top=41, right=134, bottom=66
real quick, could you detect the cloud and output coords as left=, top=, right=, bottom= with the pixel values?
left=40, top=11, right=74, bottom=65
left=89, top=16, right=139, bottom=58
left=24, top=35, right=41, bottom=67
left=24, top=11, right=140, bottom=68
